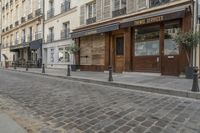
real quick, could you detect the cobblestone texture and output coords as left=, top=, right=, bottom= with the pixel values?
left=0, top=70, right=200, bottom=133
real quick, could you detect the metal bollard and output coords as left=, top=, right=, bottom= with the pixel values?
left=14, top=62, right=16, bottom=69
left=191, top=67, right=199, bottom=92
left=26, top=62, right=28, bottom=71
left=42, top=64, right=45, bottom=73
left=108, top=65, right=113, bottom=82
left=67, top=64, right=71, bottom=76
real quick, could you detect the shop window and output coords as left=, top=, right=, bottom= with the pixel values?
left=135, top=25, right=160, bottom=56
left=116, top=37, right=124, bottom=55
left=50, top=48, right=54, bottom=63
left=164, top=22, right=180, bottom=55
left=150, top=0, right=170, bottom=8
left=58, top=47, right=70, bottom=63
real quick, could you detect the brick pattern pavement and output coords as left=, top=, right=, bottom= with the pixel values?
left=0, top=70, right=200, bottom=133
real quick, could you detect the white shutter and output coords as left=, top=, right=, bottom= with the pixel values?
left=127, top=0, right=136, bottom=13
left=96, top=0, right=103, bottom=21
left=103, top=0, right=111, bottom=19
left=80, top=5, right=86, bottom=25
left=137, top=0, right=147, bottom=10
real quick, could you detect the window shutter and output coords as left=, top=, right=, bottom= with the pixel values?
left=96, top=0, right=102, bottom=21
left=80, top=5, right=86, bottom=25
left=127, top=0, right=136, bottom=13
left=103, top=0, right=111, bottom=19
left=137, top=0, right=147, bottom=9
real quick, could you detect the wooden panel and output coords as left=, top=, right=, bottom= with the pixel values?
left=162, top=55, right=179, bottom=75
left=80, top=34, right=105, bottom=66
left=104, top=32, right=110, bottom=70
left=133, top=56, right=161, bottom=72
left=80, top=65, right=105, bottom=71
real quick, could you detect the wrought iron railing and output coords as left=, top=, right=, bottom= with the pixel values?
left=112, top=7, right=126, bottom=18
left=86, top=17, right=96, bottom=24
left=47, top=8, right=54, bottom=19
left=61, top=1, right=70, bottom=13
left=61, top=29, right=71, bottom=39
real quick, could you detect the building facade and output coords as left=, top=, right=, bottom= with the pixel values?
left=43, top=0, right=91, bottom=69
left=72, top=0, right=193, bottom=76
left=1, top=0, right=43, bottom=68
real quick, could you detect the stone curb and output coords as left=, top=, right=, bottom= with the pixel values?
left=2, top=68, right=200, bottom=100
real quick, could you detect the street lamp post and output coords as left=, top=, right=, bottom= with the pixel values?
left=26, top=62, right=28, bottom=71
left=42, top=64, right=45, bottom=73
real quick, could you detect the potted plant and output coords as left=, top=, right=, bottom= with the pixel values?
left=67, top=44, right=80, bottom=71
left=174, top=31, right=200, bottom=79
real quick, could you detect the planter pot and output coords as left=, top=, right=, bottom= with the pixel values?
left=71, top=65, right=79, bottom=71
left=185, top=66, right=194, bottom=79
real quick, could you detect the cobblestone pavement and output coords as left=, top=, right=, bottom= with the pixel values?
left=0, top=70, right=200, bottom=133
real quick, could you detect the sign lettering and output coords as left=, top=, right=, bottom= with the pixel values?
left=134, top=16, right=164, bottom=26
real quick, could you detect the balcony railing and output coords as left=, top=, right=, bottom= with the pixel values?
left=28, top=13, right=33, bottom=20
left=61, top=1, right=70, bottom=13
left=15, top=21, right=19, bottom=26
left=47, top=8, right=54, bottom=19
left=15, top=39, right=19, bottom=45
left=61, top=29, right=71, bottom=40
left=6, top=27, right=9, bottom=31
left=35, top=8, right=42, bottom=16
left=2, top=29, right=5, bottom=33
left=21, top=17, right=26, bottom=23
left=149, top=0, right=170, bottom=8
left=112, top=7, right=126, bottom=18
left=10, top=24, right=13, bottom=29
left=35, top=32, right=42, bottom=40
left=86, top=17, right=96, bottom=24
left=21, top=37, right=26, bottom=43
left=47, top=34, right=54, bottom=43
left=6, top=3, right=9, bottom=9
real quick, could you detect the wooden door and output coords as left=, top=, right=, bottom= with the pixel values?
left=161, top=22, right=180, bottom=76
left=114, top=36, right=125, bottom=73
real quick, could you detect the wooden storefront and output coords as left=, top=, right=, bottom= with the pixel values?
left=72, top=4, right=192, bottom=76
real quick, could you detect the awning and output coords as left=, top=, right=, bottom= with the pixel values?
left=71, top=23, right=119, bottom=38
left=120, top=4, right=190, bottom=28
left=2, top=54, right=8, bottom=60
left=30, top=39, right=42, bottom=50
left=10, top=43, right=29, bottom=52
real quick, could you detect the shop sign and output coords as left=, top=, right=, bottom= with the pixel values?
left=134, top=16, right=164, bottom=26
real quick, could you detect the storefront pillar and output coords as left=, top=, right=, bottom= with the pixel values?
left=124, top=27, right=132, bottom=72
left=105, top=32, right=110, bottom=70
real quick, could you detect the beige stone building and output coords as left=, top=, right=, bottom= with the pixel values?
left=1, top=0, right=43, bottom=68
left=43, top=0, right=91, bottom=69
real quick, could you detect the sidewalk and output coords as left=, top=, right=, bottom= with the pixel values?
left=0, top=112, right=27, bottom=133
left=3, top=67, right=200, bottom=99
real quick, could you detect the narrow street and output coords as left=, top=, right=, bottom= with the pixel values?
left=0, top=69, right=200, bottom=133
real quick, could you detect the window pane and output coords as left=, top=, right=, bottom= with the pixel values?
left=116, top=37, right=124, bottom=55
left=164, top=22, right=180, bottom=55
left=135, top=26, right=160, bottom=56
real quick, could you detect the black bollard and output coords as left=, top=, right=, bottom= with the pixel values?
left=42, top=64, right=45, bottom=73
left=14, top=62, right=16, bottom=69
left=191, top=67, right=199, bottom=92
left=108, top=65, right=113, bottom=82
left=26, top=62, right=28, bottom=71
left=67, top=64, right=71, bottom=76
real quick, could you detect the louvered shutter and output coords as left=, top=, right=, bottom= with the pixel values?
left=137, top=0, right=147, bottom=10
left=103, top=0, right=111, bottom=19
left=127, top=0, right=136, bottom=14
left=80, top=5, right=86, bottom=25
left=96, top=0, right=102, bottom=21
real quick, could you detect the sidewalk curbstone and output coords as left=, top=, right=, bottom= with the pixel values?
left=2, top=68, right=200, bottom=100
